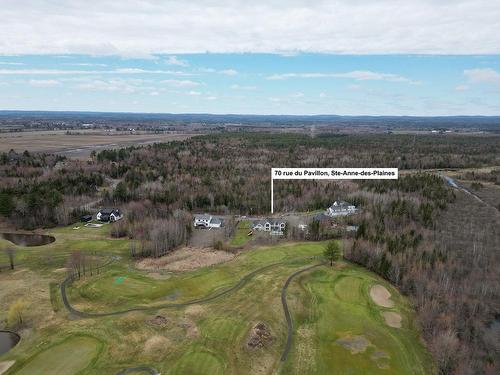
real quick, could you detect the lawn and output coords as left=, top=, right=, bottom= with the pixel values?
left=282, top=265, right=433, bottom=374
left=229, top=220, right=252, bottom=247
left=0, top=224, right=433, bottom=374
left=12, top=335, right=103, bottom=375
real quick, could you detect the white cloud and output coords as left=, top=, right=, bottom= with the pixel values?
left=231, top=84, right=257, bottom=90
left=0, top=1, right=498, bottom=55
left=200, top=68, right=238, bottom=75
left=206, top=96, right=217, bottom=100
left=63, top=63, right=108, bottom=67
left=455, top=84, right=469, bottom=91
left=464, top=68, right=500, bottom=84
left=0, top=68, right=190, bottom=75
left=319, top=92, right=327, bottom=98
left=220, top=69, right=238, bottom=76
left=267, top=70, right=419, bottom=84
left=0, top=61, right=25, bottom=65
left=187, top=90, right=201, bottom=96
left=291, top=92, right=304, bottom=98
left=28, top=79, right=61, bottom=87
left=74, top=78, right=151, bottom=93
left=166, top=56, right=189, bottom=67
left=161, top=79, right=200, bottom=87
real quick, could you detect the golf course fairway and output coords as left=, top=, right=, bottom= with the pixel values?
left=0, top=228, right=433, bottom=374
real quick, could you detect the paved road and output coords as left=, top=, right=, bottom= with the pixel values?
left=280, top=262, right=325, bottom=363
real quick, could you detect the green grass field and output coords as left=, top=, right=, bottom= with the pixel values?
left=13, top=335, right=103, bottom=375
left=229, top=220, right=252, bottom=247
left=283, top=267, right=431, bottom=374
left=0, top=224, right=434, bottom=374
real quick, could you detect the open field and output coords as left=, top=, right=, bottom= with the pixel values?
left=0, top=223, right=432, bottom=374
left=0, top=130, right=199, bottom=158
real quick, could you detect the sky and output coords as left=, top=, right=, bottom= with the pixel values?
left=1, top=0, right=500, bottom=115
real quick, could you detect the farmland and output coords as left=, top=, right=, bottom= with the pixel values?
left=0, top=130, right=198, bottom=158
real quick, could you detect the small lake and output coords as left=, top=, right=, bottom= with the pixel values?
left=0, top=233, right=55, bottom=247
left=0, top=331, right=20, bottom=355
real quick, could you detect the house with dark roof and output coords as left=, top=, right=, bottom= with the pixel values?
left=96, top=208, right=122, bottom=222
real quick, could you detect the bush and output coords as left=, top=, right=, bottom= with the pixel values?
left=7, top=299, right=27, bottom=328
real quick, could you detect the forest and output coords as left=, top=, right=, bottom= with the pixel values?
left=1, top=132, right=499, bottom=374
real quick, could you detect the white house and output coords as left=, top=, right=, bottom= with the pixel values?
left=193, top=214, right=223, bottom=229
left=325, top=200, right=357, bottom=217
left=252, top=218, right=286, bottom=235
left=96, top=208, right=123, bottom=222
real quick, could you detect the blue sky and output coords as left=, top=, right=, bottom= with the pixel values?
left=1, top=1, right=500, bottom=115
left=1, top=54, right=499, bottom=115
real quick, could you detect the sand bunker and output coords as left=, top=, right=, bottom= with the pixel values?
left=136, top=247, right=235, bottom=272
left=370, top=285, right=395, bottom=308
left=0, top=361, right=15, bottom=375
left=336, top=335, right=371, bottom=354
left=382, top=312, right=402, bottom=328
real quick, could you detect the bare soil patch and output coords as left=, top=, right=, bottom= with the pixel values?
left=246, top=322, right=274, bottom=349
left=382, top=311, right=402, bottom=328
left=336, top=335, right=371, bottom=354
left=136, top=247, right=234, bottom=272
left=147, top=315, right=168, bottom=327
left=370, top=285, right=395, bottom=308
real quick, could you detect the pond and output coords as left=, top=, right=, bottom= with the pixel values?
left=0, top=331, right=20, bottom=356
left=0, top=233, right=55, bottom=247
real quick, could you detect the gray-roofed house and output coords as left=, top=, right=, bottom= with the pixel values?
left=325, top=200, right=357, bottom=217
left=193, top=214, right=223, bottom=229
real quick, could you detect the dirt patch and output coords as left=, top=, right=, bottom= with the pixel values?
left=246, top=322, right=274, bottom=349
left=136, top=247, right=235, bottom=272
left=336, top=335, right=371, bottom=354
left=370, top=285, right=395, bottom=308
left=0, top=361, right=15, bottom=375
left=147, top=315, right=168, bottom=327
left=382, top=311, right=402, bottom=328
